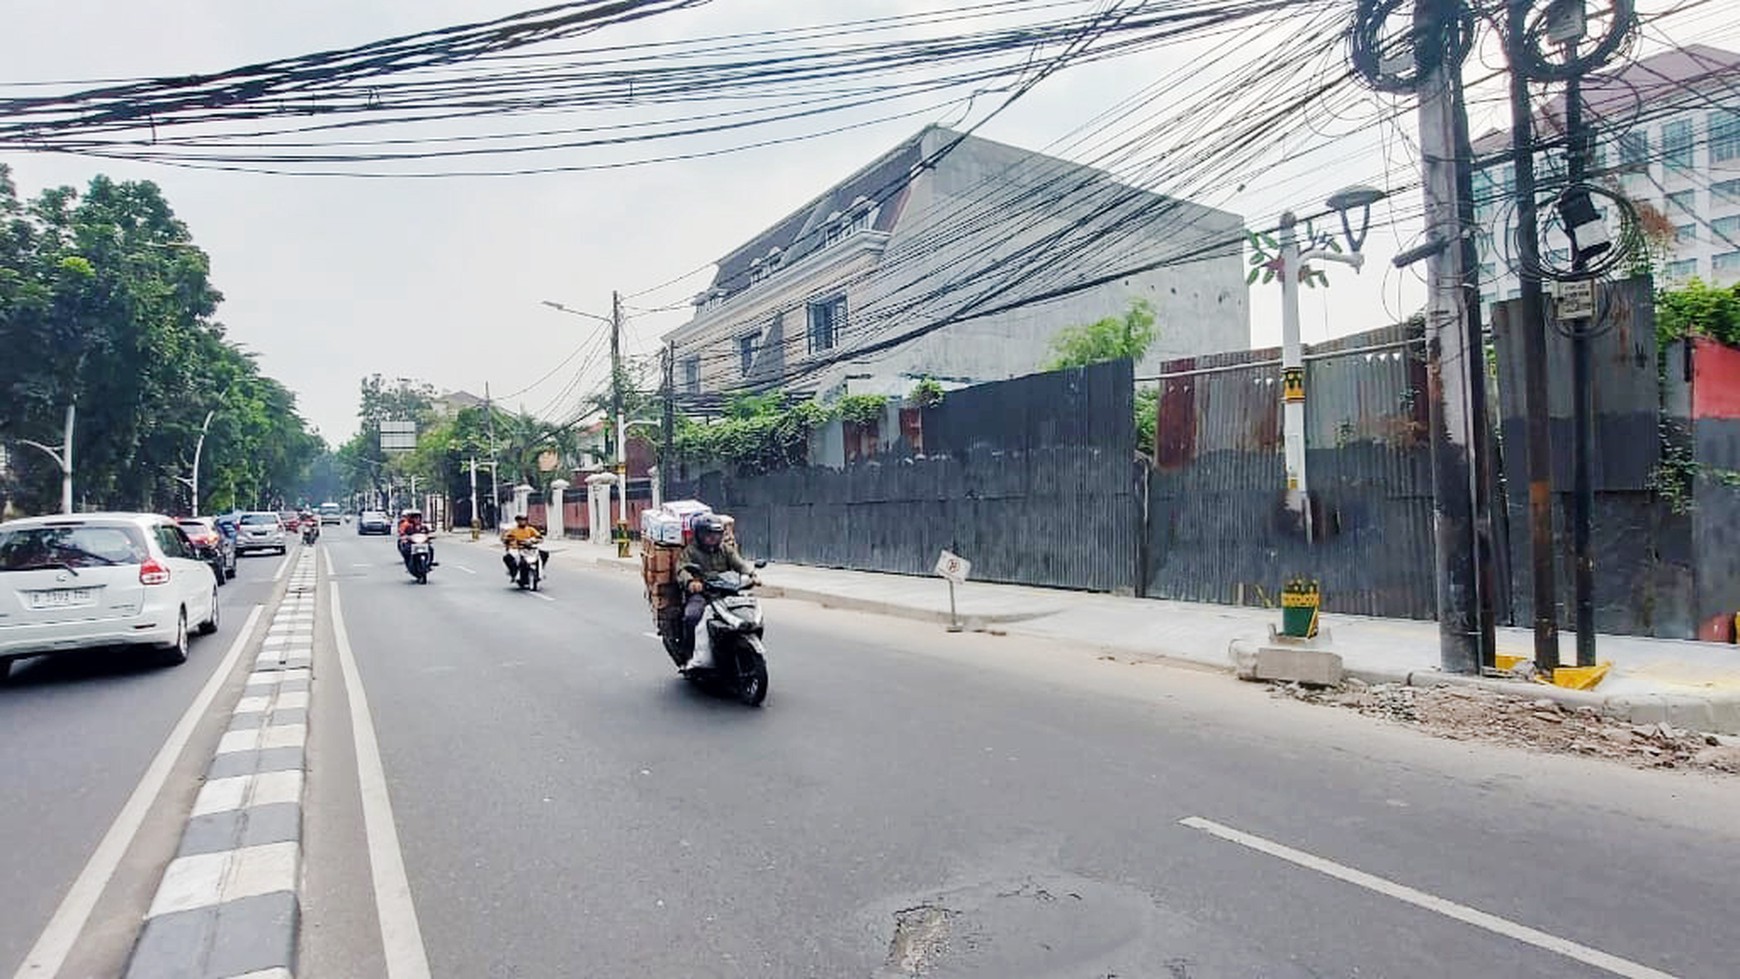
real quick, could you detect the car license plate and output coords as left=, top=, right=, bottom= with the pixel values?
left=29, top=588, right=96, bottom=610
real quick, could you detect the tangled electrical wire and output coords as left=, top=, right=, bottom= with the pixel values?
left=1348, top=0, right=1476, bottom=94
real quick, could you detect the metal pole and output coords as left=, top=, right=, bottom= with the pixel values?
left=612, top=290, right=627, bottom=530
left=1506, top=0, right=1561, bottom=674
left=947, top=580, right=962, bottom=633
left=1417, top=0, right=1484, bottom=674
left=1278, top=211, right=1311, bottom=542
left=469, top=456, right=480, bottom=540
left=1565, top=59, right=1597, bottom=667
left=61, top=403, right=74, bottom=514
left=661, top=340, right=675, bottom=502
left=190, top=408, right=215, bottom=517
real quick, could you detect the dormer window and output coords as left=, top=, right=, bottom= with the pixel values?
left=748, top=257, right=766, bottom=285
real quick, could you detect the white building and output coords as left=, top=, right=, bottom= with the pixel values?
left=1472, top=44, right=1740, bottom=307
left=663, top=126, right=1248, bottom=402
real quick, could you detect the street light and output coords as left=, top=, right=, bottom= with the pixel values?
left=171, top=409, right=217, bottom=517
left=18, top=404, right=75, bottom=514
left=1268, top=184, right=1387, bottom=542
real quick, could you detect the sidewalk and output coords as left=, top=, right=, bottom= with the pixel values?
left=558, top=540, right=1740, bottom=734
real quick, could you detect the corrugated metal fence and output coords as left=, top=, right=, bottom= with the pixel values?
left=1145, top=323, right=1439, bottom=618
left=673, top=360, right=1141, bottom=592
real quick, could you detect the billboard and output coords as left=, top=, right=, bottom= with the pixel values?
left=380, top=420, right=418, bottom=454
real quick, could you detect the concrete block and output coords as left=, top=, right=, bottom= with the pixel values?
left=1252, top=646, right=1344, bottom=686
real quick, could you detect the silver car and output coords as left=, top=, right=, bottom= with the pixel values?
left=0, top=513, right=222, bottom=680
left=236, top=511, right=287, bottom=555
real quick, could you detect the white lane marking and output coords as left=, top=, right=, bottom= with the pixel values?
left=331, top=583, right=433, bottom=979
left=146, top=841, right=299, bottom=917
left=642, top=632, right=660, bottom=640
left=323, top=546, right=336, bottom=578
left=352, top=563, right=372, bottom=568
left=12, top=604, right=265, bottom=979
left=528, top=591, right=555, bottom=602
left=271, top=553, right=293, bottom=582
left=1178, top=817, right=1679, bottom=979
left=451, top=564, right=476, bottom=575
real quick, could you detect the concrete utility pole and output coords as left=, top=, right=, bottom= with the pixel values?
left=20, top=403, right=75, bottom=514
left=1412, top=0, right=1495, bottom=674
left=611, top=290, right=627, bottom=531
left=1277, top=211, right=1311, bottom=539
left=661, top=340, right=675, bottom=503
left=1506, top=0, right=1561, bottom=674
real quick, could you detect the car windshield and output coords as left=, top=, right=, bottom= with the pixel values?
left=0, top=525, right=147, bottom=571
left=240, top=513, right=279, bottom=526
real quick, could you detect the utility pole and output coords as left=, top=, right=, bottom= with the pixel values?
left=661, top=340, right=675, bottom=503
left=469, top=455, right=480, bottom=540
left=20, top=403, right=75, bottom=514
left=1563, top=37, right=1598, bottom=668
left=485, top=381, right=499, bottom=530
left=1414, top=0, right=1491, bottom=674
left=611, top=290, right=627, bottom=532
left=1506, top=0, right=1561, bottom=674
left=1277, top=211, right=1313, bottom=543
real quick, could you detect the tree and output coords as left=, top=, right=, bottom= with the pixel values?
left=0, top=165, right=319, bottom=515
left=1045, top=299, right=1157, bottom=370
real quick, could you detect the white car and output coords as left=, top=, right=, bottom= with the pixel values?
left=235, top=511, right=287, bottom=555
left=0, top=512, right=221, bottom=680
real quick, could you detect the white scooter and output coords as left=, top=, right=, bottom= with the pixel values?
left=509, top=538, right=546, bottom=591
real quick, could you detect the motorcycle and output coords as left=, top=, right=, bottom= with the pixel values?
left=404, top=532, right=434, bottom=584
left=662, top=567, right=768, bottom=706
left=302, top=522, right=320, bottom=545
left=509, top=538, right=544, bottom=591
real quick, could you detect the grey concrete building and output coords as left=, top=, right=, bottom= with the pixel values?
left=663, top=126, right=1248, bottom=401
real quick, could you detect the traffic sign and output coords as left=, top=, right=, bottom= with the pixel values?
left=934, top=549, right=971, bottom=584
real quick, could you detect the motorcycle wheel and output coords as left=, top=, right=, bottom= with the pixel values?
left=736, top=651, right=768, bottom=707
left=516, top=565, right=529, bottom=590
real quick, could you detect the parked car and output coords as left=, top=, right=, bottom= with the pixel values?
left=177, top=516, right=236, bottom=584
left=0, top=512, right=222, bottom=680
left=236, top=511, right=288, bottom=555
left=357, top=510, right=393, bottom=535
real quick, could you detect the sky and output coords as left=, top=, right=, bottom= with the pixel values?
left=2, top=0, right=1736, bottom=444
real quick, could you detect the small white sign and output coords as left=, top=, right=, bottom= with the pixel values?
left=1556, top=280, right=1595, bottom=321
left=934, top=549, right=971, bottom=584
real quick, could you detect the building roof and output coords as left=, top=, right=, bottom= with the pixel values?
left=702, top=130, right=929, bottom=303
left=1470, top=44, right=1740, bottom=155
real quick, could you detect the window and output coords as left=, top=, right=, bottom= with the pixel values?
left=738, top=334, right=756, bottom=376
left=682, top=356, right=700, bottom=394
left=1711, top=111, right=1740, bottom=163
left=155, top=525, right=192, bottom=560
left=1506, top=287, right=1523, bottom=300
left=807, top=295, right=846, bottom=352
left=1495, top=164, right=1514, bottom=196
left=1714, top=251, right=1740, bottom=278
left=1479, top=262, right=1497, bottom=283
left=1663, top=119, right=1693, bottom=170
left=0, top=525, right=146, bottom=570
left=1713, top=179, right=1740, bottom=207
left=1667, top=190, right=1697, bottom=216
left=1666, top=259, right=1698, bottom=281
left=1676, top=224, right=1698, bottom=245
left=1619, top=130, right=1648, bottom=169
left=1713, top=216, right=1740, bottom=247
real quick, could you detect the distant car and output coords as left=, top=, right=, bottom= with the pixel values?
left=279, top=511, right=301, bottom=533
left=236, top=512, right=287, bottom=555
left=0, top=512, right=222, bottom=680
left=177, top=517, right=236, bottom=584
left=318, top=503, right=342, bottom=525
left=357, top=511, right=393, bottom=535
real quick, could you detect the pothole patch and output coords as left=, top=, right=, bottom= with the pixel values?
left=885, top=904, right=955, bottom=975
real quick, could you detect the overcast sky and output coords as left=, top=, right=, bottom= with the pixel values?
left=2, top=1, right=1734, bottom=443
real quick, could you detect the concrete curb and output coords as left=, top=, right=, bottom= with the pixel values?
left=125, top=548, right=318, bottom=979
left=1343, top=665, right=1740, bottom=735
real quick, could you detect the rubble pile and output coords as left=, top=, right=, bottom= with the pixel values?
left=1273, top=679, right=1740, bottom=773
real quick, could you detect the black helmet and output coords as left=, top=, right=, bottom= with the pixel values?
left=694, top=514, right=726, bottom=550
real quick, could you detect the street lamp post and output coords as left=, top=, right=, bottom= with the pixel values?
left=1268, top=186, right=1385, bottom=542
left=171, top=409, right=217, bottom=516
left=542, top=297, right=629, bottom=534
left=19, top=403, right=75, bottom=514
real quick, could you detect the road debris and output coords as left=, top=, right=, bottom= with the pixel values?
left=1271, top=681, right=1740, bottom=773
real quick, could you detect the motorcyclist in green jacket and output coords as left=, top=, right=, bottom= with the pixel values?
left=677, top=514, right=755, bottom=667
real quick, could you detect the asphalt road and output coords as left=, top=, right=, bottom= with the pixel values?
left=307, top=533, right=1740, bottom=979
left=0, top=544, right=286, bottom=979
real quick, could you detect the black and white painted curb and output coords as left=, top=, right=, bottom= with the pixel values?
left=125, top=549, right=317, bottom=979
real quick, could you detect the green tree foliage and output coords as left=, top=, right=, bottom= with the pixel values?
left=1135, top=387, right=1158, bottom=457
left=1656, top=278, right=1740, bottom=348
left=0, top=165, right=320, bottom=515
left=1045, top=299, right=1157, bottom=370
left=673, top=395, right=829, bottom=475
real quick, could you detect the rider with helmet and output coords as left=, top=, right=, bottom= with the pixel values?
left=501, top=513, right=547, bottom=578
left=396, top=509, right=434, bottom=570
left=676, top=514, right=756, bottom=666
